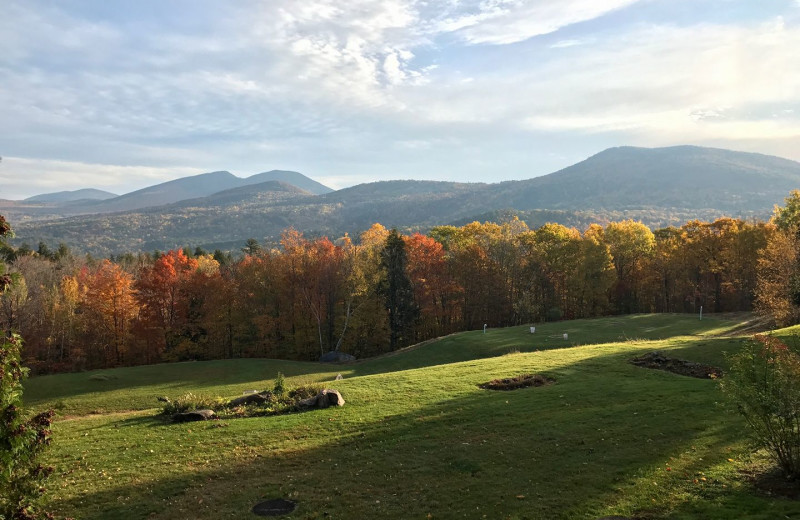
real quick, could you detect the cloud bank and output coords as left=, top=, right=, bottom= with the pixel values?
left=0, top=0, right=798, bottom=198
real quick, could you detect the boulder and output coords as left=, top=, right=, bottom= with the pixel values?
left=319, top=351, right=356, bottom=363
left=228, top=392, right=272, bottom=407
left=297, top=389, right=345, bottom=409
left=172, top=409, right=216, bottom=422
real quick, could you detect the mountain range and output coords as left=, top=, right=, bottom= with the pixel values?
left=5, top=145, right=800, bottom=256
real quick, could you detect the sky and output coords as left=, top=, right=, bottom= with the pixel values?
left=1, top=0, right=799, bottom=199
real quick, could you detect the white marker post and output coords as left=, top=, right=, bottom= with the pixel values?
left=483, top=324, right=487, bottom=334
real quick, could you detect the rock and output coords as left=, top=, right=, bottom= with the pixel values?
left=335, top=373, right=343, bottom=380
left=157, top=396, right=170, bottom=403
left=319, top=351, right=356, bottom=363
left=228, top=392, right=272, bottom=407
left=172, top=409, right=216, bottom=422
left=297, top=389, right=345, bottom=409
left=320, top=389, right=345, bottom=408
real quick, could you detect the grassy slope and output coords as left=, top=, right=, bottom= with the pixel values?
left=25, top=314, right=732, bottom=416
left=23, top=314, right=800, bottom=519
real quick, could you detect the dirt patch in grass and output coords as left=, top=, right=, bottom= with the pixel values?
left=739, top=460, right=800, bottom=500
left=630, top=352, right=723, bottom=379
left=479, top=373, right=555, bottom=391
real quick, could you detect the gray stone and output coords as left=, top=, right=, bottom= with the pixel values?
left=227, top=391, right=271, bottom=407
left=297, top=389, right=345, bottom=409
left=335, top=373, right=343, bottom=380
left=319, top=351, right=356, bottom=363
left=172, top=409, right=216, bottom=422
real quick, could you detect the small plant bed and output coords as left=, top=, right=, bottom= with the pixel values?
left=630, top=351, right=723, bottom=379
left=479, top=373, right=555, bottom=391
left=158, top=373, right=343, bottom=422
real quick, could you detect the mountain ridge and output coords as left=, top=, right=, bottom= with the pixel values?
left=16, top=170, right=333, bottom=216
left=24, top=188, right=118, bottom=203
left=8, top=145, right=800, bottom=256
left=489, top=145, right=800, bottom=212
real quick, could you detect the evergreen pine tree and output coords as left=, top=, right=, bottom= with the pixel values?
left=380, top=229, right=419, bottom=350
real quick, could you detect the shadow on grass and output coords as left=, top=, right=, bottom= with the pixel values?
left=114, top=414, right=169, bottom=429
left=43, top=346, right=788, bottom=520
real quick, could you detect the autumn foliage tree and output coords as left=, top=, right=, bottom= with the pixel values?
left=79, top=260, right=136, bottom=366
left=282, top=231, right=348, bottom=357
left=404, top=233, right=461, bottom=340
left=135, top=249, right=198, bottom=361
left=756, top=191, right=800, bottom=326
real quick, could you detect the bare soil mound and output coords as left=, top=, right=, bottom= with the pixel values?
left=630, top=352, right=723, bottom=379
left=479, top=373, right=555, bottom=391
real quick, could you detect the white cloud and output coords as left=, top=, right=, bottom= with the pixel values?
left=0, top=157, right=206, bottom=199
left=400, top=19, right=800, bottom=146
left=2, top=0, right=800, bottom=196
left=438, top=0, right=641, bottom=45
left=549, top=39, right=588, bottom=49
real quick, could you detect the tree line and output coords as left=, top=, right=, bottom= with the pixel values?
left=3, top=192, right=800, bottom=374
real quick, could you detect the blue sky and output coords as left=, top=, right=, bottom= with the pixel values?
left=1, top=0, right=799, bottom=199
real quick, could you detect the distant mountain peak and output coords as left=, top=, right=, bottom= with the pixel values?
left=497, top=144, right=800, bottom=212
left=242, top=170, right=333, bottom=195
left=52, top=169, right=332, bottom=214
left=25, top=188, right=118, bottom=203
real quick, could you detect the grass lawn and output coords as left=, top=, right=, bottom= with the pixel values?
left=23, top=314, right=800, bottom=519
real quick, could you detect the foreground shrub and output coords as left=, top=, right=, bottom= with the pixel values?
left=721, top=334, right=800, bottom=478
left=273, top=372, right=286, bottom=398
left=160, top=379, right=329, bottom=420
left=288, top=383, right=324, bottom=401
left=1, top=333, right=54, bottom=520
left=160, top=393, right=223, bottom=415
